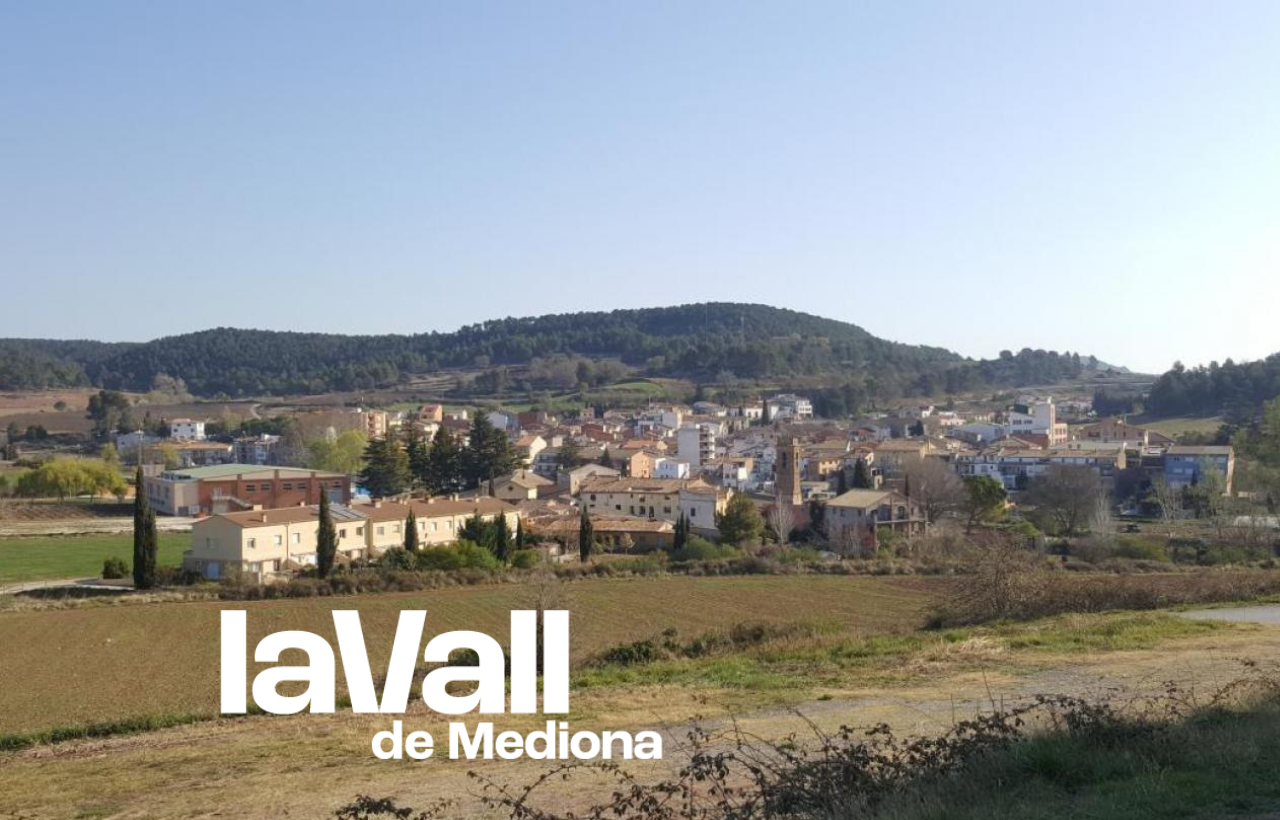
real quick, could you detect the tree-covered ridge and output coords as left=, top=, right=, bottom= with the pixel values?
left=1145, top=354, right=1280, bottom=418
left=0, top=338, right=134, bottom=390
left=2, top=303, right=1094, bottom=398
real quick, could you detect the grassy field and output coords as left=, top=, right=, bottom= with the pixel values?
left=0, top=532, right=189, bottom=585
left=869, top=692, right=1280, bottom=820
left=0, top=574, right=940, bottom=735
left=0, top=605, right=1260, bottom=820
left=1129, top=413, right=1224, bottom=438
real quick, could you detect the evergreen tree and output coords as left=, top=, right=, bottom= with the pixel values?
left=903, top=473, right=912, bottom=498
left=493, top=513, right=511, bottom=562
left=132, top=466, right=157, bottom=589
left=460, top=511, right=488, bottom=544
left=557, top=438, right=584, bottom=470
left=597, top=448, right=614, bottom=469
left=578, top=504, right=594, bottom=562
left=852, top=459, right=872, bottom=489
left=404, top=425, right=429, bottom=490
left=515, top=517, right=527, bottom=549
left=359, top=436, right=410, bottom=498
left=718, top=493, right=765, bottom=546
left=424, top=426, right=464, bottom=495
left=837, top=468, right=849, bottom=495
left=672, top=510, right=688, bottom=551
left=463, top=415, right=517, bottom=488
left=316, top=492, right=338, bottom=578
left=404, top=510, right=419, bottom=551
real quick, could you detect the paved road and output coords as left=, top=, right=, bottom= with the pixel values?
left=1180, top=605, right=1280, bottom=625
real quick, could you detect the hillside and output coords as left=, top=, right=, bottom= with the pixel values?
left=0, top=303, right=1099, bottom=400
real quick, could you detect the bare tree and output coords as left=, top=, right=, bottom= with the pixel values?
left=1149, top=476, right=1184, bottom=536
left=519, top=568, right=569, bottom=674
left=901, top=458, right=966, bottom=526
left=1024, top=465, right=1104, bottom=536
left=767, top=491, right=796, bottom=547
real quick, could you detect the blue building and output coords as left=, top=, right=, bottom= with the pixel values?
left=1163, top=445, right=1235, bottom=494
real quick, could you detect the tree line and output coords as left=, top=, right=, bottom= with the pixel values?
left=1, top=305, right=1101, bottom=407
left=358, top=415, right=518, bottom=498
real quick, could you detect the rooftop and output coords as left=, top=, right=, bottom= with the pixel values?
left=160, top=464, right=347, bottom=481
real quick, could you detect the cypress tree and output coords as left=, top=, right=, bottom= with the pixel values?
left=493, top=513, right=511, bottom=563
left=515, top=517, right=527, bottom=549
left=404, top=510, right=419, bottom=551
left=673, top=510, right=688, bottom=551
left=132, top=466, right=157, bottom=589
left=578, top=504, right=594, bottom=563
left=852, top=459, right=872, bottom=489
left=316, top=492, right=337, bottom=578
left=837, top=468, right=849, bottom=495
left=903, top=473, right=912, bottom=498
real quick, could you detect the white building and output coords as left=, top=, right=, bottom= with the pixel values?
left=1006, top=399, right=1068, bottom=445
left=767, top=394, right=813, bottom=420
left=676, top=423, right=717, bottom=467
left=168, top=419, right=206, bottom=441
left=653, top=457, right=691, bottom=479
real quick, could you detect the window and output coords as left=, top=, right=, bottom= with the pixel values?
left=431, top=522, right=438, bottom=531
left=273, top=535, right=283, bottom=546
left=245, top=484, right=256, bottom=492
left=615, top=504, right=622, bottom=511
left=339, top=528, right=347, bottom=538
left=356, top=526, right=364, bottom=536
left=292, top=533, right=301, bottom=544
left=283, top=482, right=293, bottom=490
left=247, top=537, right=256, bottom=549
left=377, top=526, right=385, bottom=536
left=261, top=482, right=272, bottom=491
left=663, top=506, right=671, bottom=514
left=393, top=524, right=401, bottom=534
left=690, top=508, right=697, bottom=517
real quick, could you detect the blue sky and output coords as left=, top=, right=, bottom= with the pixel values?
left=2, top=1, right=1278, bottom=373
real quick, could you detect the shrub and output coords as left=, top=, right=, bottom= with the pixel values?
left=510, top=549, right=541, bottom=569
left=378, top=547, right=417, bottom=571
left=1110, top=535, right=1169, bottom=562
left=670, top=535, right=741, bottom=562
left=101, top=557, right=129, bottom=579
left=415, top=540, right=500, bottom=572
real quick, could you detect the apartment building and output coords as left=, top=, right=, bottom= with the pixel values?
left=144, top=464, right=352, bottom=516
left=184, top=496, right=521, bottom=582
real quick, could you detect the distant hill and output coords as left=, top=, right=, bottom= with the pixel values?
left=0, top=303, right=1103, bottom=400
left=1145, top=354, right=1280, bottom=417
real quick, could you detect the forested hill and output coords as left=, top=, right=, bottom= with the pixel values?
left=1145, top=354, right=1280, bottom=418
left=1, top=303, right=1098, bottom=399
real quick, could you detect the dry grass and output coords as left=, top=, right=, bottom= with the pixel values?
left=0, top=574, right=940, bottom=735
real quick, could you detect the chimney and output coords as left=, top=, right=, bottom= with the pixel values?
left=261, top=513, right=269, bottom=523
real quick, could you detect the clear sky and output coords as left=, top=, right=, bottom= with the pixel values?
left=2, top=1, right=1278, bottom=373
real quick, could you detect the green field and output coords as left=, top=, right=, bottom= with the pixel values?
left=0, top=575, right=939, bottom=734
left=1129, top=414, right=1224, bottom=438
left=0, top=532, right=189, bottom=585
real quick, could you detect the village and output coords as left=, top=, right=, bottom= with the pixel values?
left=50, top=390, right=1231, bottom=584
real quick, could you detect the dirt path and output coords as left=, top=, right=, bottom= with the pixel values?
left=2, top=622, right=1276, bottom=819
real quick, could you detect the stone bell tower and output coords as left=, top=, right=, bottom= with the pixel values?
left=776, top=434, right=802, bottom=506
